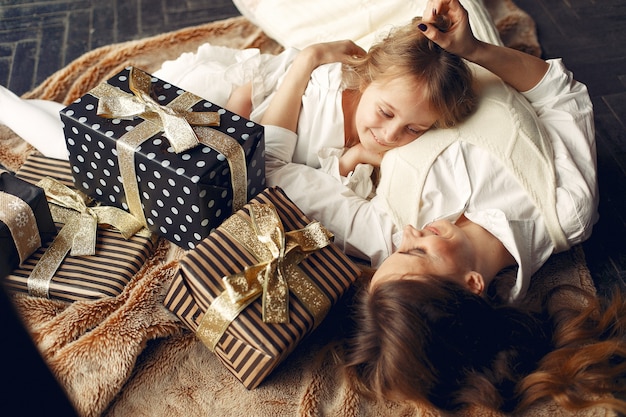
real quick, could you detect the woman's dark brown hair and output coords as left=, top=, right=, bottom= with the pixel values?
left=343, top=278, right=626, bottom=414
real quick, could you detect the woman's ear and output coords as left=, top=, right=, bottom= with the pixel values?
left=464, top=271, right=485, bottom=295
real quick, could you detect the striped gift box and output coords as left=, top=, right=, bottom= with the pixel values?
left=164, top=187, right=361, bottom=389
left=3, top=154, right=156, bottom=303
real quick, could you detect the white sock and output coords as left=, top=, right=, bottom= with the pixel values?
left=0, top=85, right=68, bottom=160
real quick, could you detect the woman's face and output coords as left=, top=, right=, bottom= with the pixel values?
left=354, top=75, right=440, bottom=154
left=369, top=220, right=478, bottom=290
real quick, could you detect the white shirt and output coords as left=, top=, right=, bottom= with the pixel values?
left=266, top=58, right=598, bottom=302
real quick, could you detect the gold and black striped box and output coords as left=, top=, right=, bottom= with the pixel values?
left=3, top=154, right=156, bottom=303
left=164, top=186, right=361, bottom=389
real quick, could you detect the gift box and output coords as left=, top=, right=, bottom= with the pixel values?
left=60, top=66, right=265, bottom=250
left=164, top=186, right=362, bottom=389
left=0, top=169, right=56, bottom=279
left=3, top=154, right=157, bottom=303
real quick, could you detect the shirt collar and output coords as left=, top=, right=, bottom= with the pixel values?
left=464, top=211, right=535, bottom=302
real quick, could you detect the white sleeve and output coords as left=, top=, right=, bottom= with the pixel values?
left=265, top=153, right=397, bottom=266
left=263, top=124, right=299, bottom=162
left=264, top=114, right=397, bottom=264
left=522, top=59, right=598, bottom=244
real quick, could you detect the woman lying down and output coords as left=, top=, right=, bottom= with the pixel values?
left=1, top=0, right=625, bottom=413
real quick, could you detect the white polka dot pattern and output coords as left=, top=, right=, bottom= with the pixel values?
left=60, top=68, right=266, bottom=249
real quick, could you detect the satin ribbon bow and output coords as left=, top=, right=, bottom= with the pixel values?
left=96, top=67, right=220, bottom=153
left=196, top=203, right=334, bottom=351
left=222, top=204, right=333, bottom=324
left=27, top=177, right=150, bottom=298
left=38, top=177, right=146, bottom=255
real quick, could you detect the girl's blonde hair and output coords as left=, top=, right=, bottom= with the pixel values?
left=343, top=17, right=477, bottom=128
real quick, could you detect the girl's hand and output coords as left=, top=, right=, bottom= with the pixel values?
left=300, top=40, right=367, bottom=68
left=261, top=40, right=364, bottom=133
left=339, top=144, right=383, bottom=176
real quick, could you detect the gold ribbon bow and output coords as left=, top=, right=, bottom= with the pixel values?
left=27, top=177, right=150, bottom=298
left=89, top=67, right=248, bottom=227
left=96, top=67, right=220, bottom=153
left=196, top=203, right=334, bottom=351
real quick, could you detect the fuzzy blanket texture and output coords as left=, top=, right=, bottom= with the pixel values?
left=0, top=3, right=616, bottom=417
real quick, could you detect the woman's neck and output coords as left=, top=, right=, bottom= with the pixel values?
left=456, top=215, right=516, bottom=288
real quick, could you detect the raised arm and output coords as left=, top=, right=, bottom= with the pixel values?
left=260, top=40, right=365, bottom=132
left=418, top=0, right=549, bottom=92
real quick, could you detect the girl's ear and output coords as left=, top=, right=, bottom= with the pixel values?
left=464, top=271, right=485, bottom=295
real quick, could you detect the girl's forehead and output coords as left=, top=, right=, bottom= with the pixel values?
left=369, top=77, right=433, bottom=111
left=371, top=73, right=427, bottom=92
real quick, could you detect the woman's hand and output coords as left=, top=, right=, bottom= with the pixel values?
left=418, top=0, right=480, bottom=60
left=418, top=0, right=549, bottom=92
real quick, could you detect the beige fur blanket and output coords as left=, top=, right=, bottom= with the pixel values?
left=0, top=5, right=616, bottom=417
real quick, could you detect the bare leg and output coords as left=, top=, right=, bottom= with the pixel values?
left=225, top=82, right=253, bottom=119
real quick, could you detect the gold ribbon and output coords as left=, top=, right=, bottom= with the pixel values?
left=0, top=189, right=41, bottom=264
left=27, top=177, right=150, bottom=298
left=90, top=67, right=248, bottom=227
left=96, top=67, right=220, bottom=153
left=196, top=203, right=334, bottom=352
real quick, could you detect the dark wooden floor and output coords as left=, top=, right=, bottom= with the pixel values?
left=0, top=0, right=242, bottom=94
left=1, top=0, right=625, bottom=298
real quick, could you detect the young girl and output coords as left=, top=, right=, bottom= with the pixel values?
left=153, top=19, right=477, bottom=197
left=342, top=0, right=626, bottom=413
left=225, top=21, right=477, bottom=178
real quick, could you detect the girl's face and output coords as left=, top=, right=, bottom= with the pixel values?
left=369, top=220, right=477, bottom=290
left=354, top=75, right=440, bottom=154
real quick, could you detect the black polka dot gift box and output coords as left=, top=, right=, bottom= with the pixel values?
left=60, top=67, right=265, bottom=250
